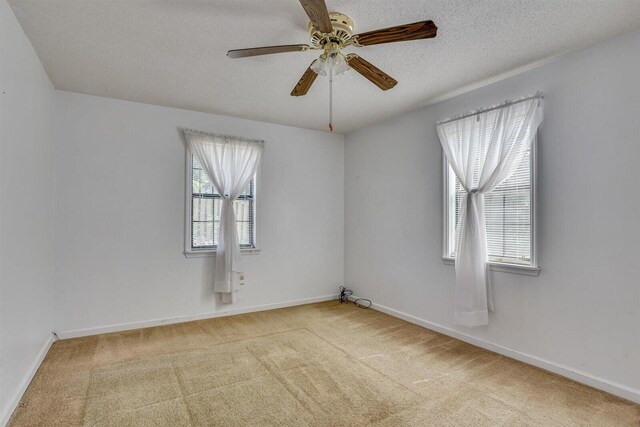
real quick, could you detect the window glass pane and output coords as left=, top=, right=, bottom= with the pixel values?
left=192, top=157, right=216, bottom=195
left=192, top=197, right=215, bottom=222
left=233, top=199, right=251, bottom=222
left=236, top=221, right=251, bottom=246
left=213, top=199, right=223, bottom=222
left=233, top=199, right=252, bottom=246
left=192, top=221, right=216, bottom=248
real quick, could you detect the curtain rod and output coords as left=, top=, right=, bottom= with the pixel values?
left=436, top=92, right=543, bottom=126
left=179, top=127, right=264, bottom=144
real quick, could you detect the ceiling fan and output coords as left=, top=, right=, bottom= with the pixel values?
left=227, top=0, right=437, bottom=129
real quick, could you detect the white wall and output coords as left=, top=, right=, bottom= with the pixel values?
left=0, top=1, right=55, bottom=423
left=53, top=91, right=344, bottom=335
left=345, top=30, right=640, bottom=402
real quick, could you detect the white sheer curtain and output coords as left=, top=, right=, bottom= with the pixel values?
left=182, top=129, right=264, bottom=304
left=436, top=96, right=543, bottom=327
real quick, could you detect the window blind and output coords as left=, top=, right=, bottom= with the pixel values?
left=191, top=155, right=255, bottom=249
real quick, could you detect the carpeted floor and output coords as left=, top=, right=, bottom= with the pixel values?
left=9, top=301, right=640, bottom=426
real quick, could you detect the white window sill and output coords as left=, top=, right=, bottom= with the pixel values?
left=442, top=257, right=540, bottom=277
left=184, top=248, right=261, bottom=258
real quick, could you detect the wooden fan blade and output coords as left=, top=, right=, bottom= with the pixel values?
left=227, top=44, right=309, bottom=59
left=299, top=0, right=333, bottom=33
left=354, top=20, right=437, bottom=46
left=346, top=54, right=397, bottom=91
left=291, top=63, right=318, bottom=96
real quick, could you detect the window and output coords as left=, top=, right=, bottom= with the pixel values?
left=186, top=154, right=256, bottom=253
left=443, top=140, right=537, bottom=270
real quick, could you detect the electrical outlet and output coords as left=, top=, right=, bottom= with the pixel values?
left=232, top=271, right=246, bottom=286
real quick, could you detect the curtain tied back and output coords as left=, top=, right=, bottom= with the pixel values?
left=436, top=95, right=543, bottom=327
left=182, top=129, right=264, bottom=304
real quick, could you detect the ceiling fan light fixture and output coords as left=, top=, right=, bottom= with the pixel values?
left=228, top=0, right=438, bottom=103
left=311, top=52, right=350, bottom=76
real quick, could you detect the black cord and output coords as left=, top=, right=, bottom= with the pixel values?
left=339, top=286, right=352, bottom=303
left=339, top=286, right=372, bottom=309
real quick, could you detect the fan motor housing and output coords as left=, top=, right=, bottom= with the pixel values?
left=309, top=12, right=354, bottom=47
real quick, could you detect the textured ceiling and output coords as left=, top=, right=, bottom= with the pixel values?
left=9, top=0, right=640, bottom=132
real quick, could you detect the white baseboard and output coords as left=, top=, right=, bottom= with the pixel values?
left=0, top=334, right=55, bottom=427
left=371, top=302, right=640, bottom=404
left=57, top=294, right=338, bottom=340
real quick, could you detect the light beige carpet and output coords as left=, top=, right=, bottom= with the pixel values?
left=9, top=301, right=640, bottom=426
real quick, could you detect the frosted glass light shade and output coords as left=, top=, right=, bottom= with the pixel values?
left=311, top=52, right=350, bottom=76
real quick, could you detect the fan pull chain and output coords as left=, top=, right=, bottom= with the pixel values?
left=328, top=68, right=333, bottom=132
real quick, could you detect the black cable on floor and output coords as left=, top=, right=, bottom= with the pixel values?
left=339, top=286, right=372, bottom=309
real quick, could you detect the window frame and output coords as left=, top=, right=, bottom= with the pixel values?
left=183, top=148, right=261, bottom=258
left=441, top=137, right=540, bottom=276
